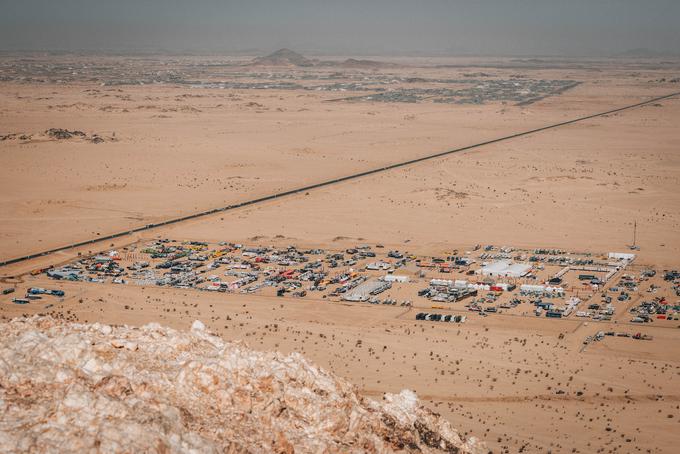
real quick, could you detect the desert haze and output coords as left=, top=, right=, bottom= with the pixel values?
left=1, top=49, right=680, bottom=453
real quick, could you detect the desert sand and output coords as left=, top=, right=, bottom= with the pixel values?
left=1, top=53, right=680, bottom=453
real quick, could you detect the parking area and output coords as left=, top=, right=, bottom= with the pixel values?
left=3, top=239, right=676, bottom=328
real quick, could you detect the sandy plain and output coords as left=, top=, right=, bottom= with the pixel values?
left=1, top=54, right=680, bottom=453
left=1, top=56, right=679, bottom=264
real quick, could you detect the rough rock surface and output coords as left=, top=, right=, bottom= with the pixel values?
left=0, top=317, right=485, bottom=453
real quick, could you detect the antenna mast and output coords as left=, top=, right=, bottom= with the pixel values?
left=629, top=220, right=638, bottom=250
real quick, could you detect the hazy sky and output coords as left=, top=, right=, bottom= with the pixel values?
left=1, top=0, right=678, bottom=56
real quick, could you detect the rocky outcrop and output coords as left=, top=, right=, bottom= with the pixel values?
left=45, top=128, right=109, bottom=143
left=46, top=128, right=86, bottom=140
left=0, top=317, right=485, bottom=453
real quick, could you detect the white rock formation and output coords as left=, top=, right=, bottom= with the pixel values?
left=0, top=316, right=485, bottom=453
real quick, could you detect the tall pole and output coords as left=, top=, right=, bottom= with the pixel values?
left=633, top=220, right=637, bottom=248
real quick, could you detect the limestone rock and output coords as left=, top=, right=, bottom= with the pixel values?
left=0, top=316, right=485, bottom=453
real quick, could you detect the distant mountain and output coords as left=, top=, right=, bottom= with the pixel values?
left=251, top=48, right=314, bottom=67
left=249, top=50, right=401, bottom=69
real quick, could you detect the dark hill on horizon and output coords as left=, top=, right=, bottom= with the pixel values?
left=249, top=49, right=399, bottom=69
left=250, top=48, right=314, bottom=67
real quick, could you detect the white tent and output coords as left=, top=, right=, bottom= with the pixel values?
left=384, top=274, right=408, bottom=283
left=608, top=252, right=636, bottom=262
left=479, top=260, right=531, bottom=278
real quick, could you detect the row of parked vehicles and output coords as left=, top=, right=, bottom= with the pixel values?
left=368, top=298, right=411, bottom=306
left=6, top=287, right=65, bottom=305
left=585, top=331, right=652, bottom=344
left=415, top=312, right=466, bottom=323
